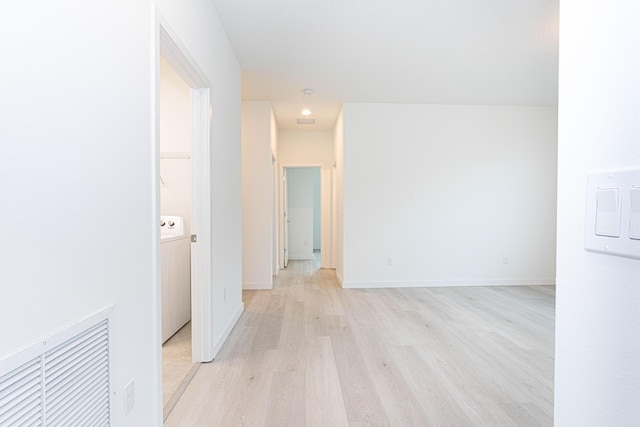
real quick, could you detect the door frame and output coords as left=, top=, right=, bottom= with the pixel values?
left=282, top=165, right=289, bottom=268
left=279, top=163, right=333, bottom=269
left=153, top=12, right=214, bottom=367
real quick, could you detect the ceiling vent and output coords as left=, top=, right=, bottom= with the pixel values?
left=296, top=118, right=316, bottom=125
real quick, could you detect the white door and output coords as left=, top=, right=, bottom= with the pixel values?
left=283, top=168, right=289, bottom=268
left=285, top=168, right=317, bottom=261
left=189, top=88, right=213, bottom=362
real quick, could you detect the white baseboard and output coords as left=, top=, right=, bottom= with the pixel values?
left=242, top=281, right=273, bottom=290
left=212, top=302, right=244, bottom=359
left=342, top=278, right=556, bottom=289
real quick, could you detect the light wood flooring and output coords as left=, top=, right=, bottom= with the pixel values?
left=165, top=257, right=555, bottom=426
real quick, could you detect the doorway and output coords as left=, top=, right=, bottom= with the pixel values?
left=159, top=55, right=193, bottom=409
left=283, top=167, right=322, bottom=265
left=155, top=19, right=215, bottom=418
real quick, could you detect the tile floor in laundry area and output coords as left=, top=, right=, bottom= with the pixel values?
left=162, top=322, right=194, bottom=411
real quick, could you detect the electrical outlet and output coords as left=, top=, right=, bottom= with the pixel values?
left=124, top=379, right=135, bottom=415
left=386, top=257, right=392, bottom=266
left=503, top=256, right=508, bottom=265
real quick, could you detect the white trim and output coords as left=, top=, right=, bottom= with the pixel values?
left=150, top=9, right=164, bottom=424
left=211, top=303, right=245, bottom=359
left=242, top=281, right=274, bottom=290
left=152, top=15, right=216, bottom=426
left=342, top=278, right=557, bottom=289
left=190, top=88, right=214, bottom=363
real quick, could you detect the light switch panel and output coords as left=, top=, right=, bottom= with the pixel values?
left=630, top=187, right=640, bottom=240
left=585, top=169, right=640, bottom=260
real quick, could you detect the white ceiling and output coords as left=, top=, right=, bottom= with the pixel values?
left=210, top=0, right=559, bottom=130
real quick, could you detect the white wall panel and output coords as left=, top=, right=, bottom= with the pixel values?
left=342, top=103, right=557, bottom=288
left=0, top=1, right=242, bottom=424
left=242, top=101, right=276, bottom=289
left=555, top=0, right=640, bottom=424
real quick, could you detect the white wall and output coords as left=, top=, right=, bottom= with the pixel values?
left=160, top=57, right=191, bottom=234
left=342, top=103, right=557, bottom=288
left=279, top=130, right=335, bottom=166
left=286, top=168, right=319, bottom=260
left=555, top=0, right=640, bottom=424
left=279, top=130, right=335, bottom=268
left=0, top=1, right=242, bottom=425
left=271, top=109, right=280, bottom=277
left=242, top=101, right=276, bottom=289
left=334, top=111, right=345, bottom=282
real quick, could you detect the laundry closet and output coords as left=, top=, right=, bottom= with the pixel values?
left=159, top=56, right=192, bottom=343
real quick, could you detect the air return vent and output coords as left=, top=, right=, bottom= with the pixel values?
left=0, top=307, right=112, bottom=426
left=296, top=118, right=316, bottom=125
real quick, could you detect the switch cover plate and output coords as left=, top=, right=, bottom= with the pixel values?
left=585, top=169, right=640, bottom=260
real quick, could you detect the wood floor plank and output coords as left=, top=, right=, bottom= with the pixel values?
left=390, top=344, right=470, bottom=426
left=274, top=300, right=306, bottom=373
left=263, top=371, right=305, bottom=427
left=326, top=315, right=389, bottom=426
left=352, top=325, right=432, bottom=425
left=305, top=336, right=350, bottom=427
left=215, top=349, right=277, bottom=426
left=251, top=293, right=287, bottom=352
left=165, top=255, right=555, bottom=426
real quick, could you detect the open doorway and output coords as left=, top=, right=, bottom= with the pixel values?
left=159, top=55, right=193, bottom=410
left=283, top=167, right=322, bottom=266
left=155, top=19, right=215, bottom=419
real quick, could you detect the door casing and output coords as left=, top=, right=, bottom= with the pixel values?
left=152, top=10, right=215, bottom=403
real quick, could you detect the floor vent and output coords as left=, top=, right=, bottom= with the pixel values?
left=0, top=308, right=112, bottom=426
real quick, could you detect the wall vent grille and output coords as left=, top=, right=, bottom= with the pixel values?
left=0, top=358, right=42, bottom=426
left=0, top=309, right=111, bottom=426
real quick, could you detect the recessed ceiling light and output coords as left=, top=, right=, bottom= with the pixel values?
left=301, top=109, right=311, bottom=116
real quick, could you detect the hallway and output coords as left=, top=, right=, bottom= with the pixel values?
left=164, top=258, right=554, bottom=426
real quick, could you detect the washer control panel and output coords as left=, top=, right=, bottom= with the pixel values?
left=160, top=216, right=184, bottom=236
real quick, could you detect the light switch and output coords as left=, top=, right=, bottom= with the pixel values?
left=585, top=169, right=640, bottom=260
left=595, top=187, right=621, bottom=237
left=630, top=187, right=640, bottom=240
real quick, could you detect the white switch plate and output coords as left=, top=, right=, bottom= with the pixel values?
left=585, top=168, right=640, bottom=259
